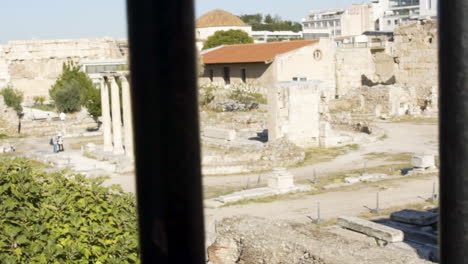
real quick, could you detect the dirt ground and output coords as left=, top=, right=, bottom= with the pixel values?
left=2, top=120, right=439, bottom=262
left=203, top=121, right=439, bottom=259
left=203, top=121, right=438, bottom=194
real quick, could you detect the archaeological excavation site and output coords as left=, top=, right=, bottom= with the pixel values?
left=0, top=0, right=454, bottom=262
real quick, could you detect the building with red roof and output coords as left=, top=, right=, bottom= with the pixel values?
left=199, top=39, right=336, bottom=91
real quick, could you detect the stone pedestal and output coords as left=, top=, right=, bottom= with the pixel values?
left=268, top=168, right=294, bottom=190
left=411, top=154, right=435, bottom=168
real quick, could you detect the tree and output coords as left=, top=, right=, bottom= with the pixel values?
left=202, top=29, right=254, bottom=50
left=239, top=13, right=263, bottom=25
left=240, top=13, right=303, bottom=33
left=0, top=86, right=23, bottom=114
left=49, top=61, right=101, bottom=116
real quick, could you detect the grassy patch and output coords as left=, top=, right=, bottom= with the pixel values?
left=221, top=192, right=306, bottom=207
left=296, top=144, right=360, bottom=167
left=83, top=152, right=108, bottom=162
left=29, top=104, right=56, bottom=112
left=358, top=201, right=438, bottom=220
left=204, top=185, right=247, bottom=199
left=378, top=133, right=388, bottom=141
left=0, top=133, right=28, bottom=140
left=363, top=152, right=413, bottom=163
left=391, top=116, right=438, bottom=124
left=69, top=139, right=103, bottom=150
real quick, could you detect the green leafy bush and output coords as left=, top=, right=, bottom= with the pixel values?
left=198, top=85, right=217, bottom=106
left=202, top=29, right=254, bottom=50
left=0, top=158, right=140, bottom=263
left=228, top=88, right=267, bottom=105
left=0, top=86, right=24, bottom=114
left=32, top=96, right=46, bottom=106
left=50, top=61, right=101, bottom=116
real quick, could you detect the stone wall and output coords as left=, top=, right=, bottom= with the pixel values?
left=335, top=48, right=374, bottom=97
left=268, top=82, right=321, bottom=147
left=335, top=47, right=395, bottom=97
left=393, top=20, right=438, bottom=108
left=341, top=85, right=418, bottom=116
left=0, top=95, right=19, bottom=135
left=0, top=38, right=126, bottom=102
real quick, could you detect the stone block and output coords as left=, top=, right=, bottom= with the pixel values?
left=390, top=209, right=438, bottom=226
left=411, top=154, right=435, bottom=168
left=203, top=127, right=236, bottom=141
left=268, top=168, right=294, bottom=190
left=338, top=216, right=404, bottom=242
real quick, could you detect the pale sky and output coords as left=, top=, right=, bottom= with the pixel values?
left=0, top=0, right=365, bottom=43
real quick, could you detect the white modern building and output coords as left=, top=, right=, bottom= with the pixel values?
left=378, top=0, right=421, bottom=31
left=302, top=9, right=344, bottom=39
left=251, top=31, right=303, bottom=43
left=419, top=0, right=437, bottom=18
left=302, top=4, right=374, bottom=39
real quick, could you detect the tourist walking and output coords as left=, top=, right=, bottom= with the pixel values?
left=51, top=134, right=58, bottom=153
left=57, top=133, right=64, bottom=152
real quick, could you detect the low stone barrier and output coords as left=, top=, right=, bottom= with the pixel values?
left=338, top=216, right=404, bottom=243
left=202, top=127, right=236, bottom=141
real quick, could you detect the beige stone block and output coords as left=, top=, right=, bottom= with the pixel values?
left=203, top=127, right=236, bottom=141
left=338, top=216, right=404, bottom=243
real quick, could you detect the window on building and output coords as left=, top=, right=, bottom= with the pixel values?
left=387, top=20, right=392, bottom=26
left=292, top=77, right=298, bottom=81
left=241, top=69, right=247, bottom=83
left=395, top=19, right=399, bottom=25
left=209, top=69, right=214, bottom=82
left=223, top=67, right=230, bottom=85
left=428, top=0, right=432, bottom=9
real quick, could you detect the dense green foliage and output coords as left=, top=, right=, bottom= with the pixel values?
left=0, top=158, right=140, bottom=263
left=239, top=13, right=302, bottom=32
left=49, top=62, right=101, bottom=116
left=0, top=86, right=24, bottom=114
left=202, top=29, right=254, bottom=50
left=32, top=96, right=46, bottom=106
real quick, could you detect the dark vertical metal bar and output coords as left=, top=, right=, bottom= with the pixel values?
left=439, top=0, right=468, bottom=263
left=125, top=0, right=205, bottom=263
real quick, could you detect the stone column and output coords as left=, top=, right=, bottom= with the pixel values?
left=100, top=77, right=113, bottom=152
left=109, top=75, right=125, bottom=155
left=120, top=74, right=134, bottom=158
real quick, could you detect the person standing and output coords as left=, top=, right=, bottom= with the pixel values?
left=57, top=133, right=64, bottom=152
left=51, top=135, right=58, bottom=153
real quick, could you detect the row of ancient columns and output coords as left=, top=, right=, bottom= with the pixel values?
left=99, top=73, right=134, bottom=158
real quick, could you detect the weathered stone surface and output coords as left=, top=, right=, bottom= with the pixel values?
left=268, top=168, right=294, bottom=190
left=208, top=216, right=431, bottom=264
left=393, top=21, right=438, bottom=110
left=268, top=82, right=321, bottom=147
left=338, top=216, right=404, bottom=242
left=0, top=95, right=19, bottom=135
left=411, top=154, right=435, bottom=168
left=0, top=38, right=126, bottom=102
left=390, top=209, right=438, bottom=226
left=207, top=237, right=240, bottom=264
left=203, top=127, right=236, bottom=141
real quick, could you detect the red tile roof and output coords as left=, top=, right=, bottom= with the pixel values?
left=202, top=40, right=319, bottom=64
